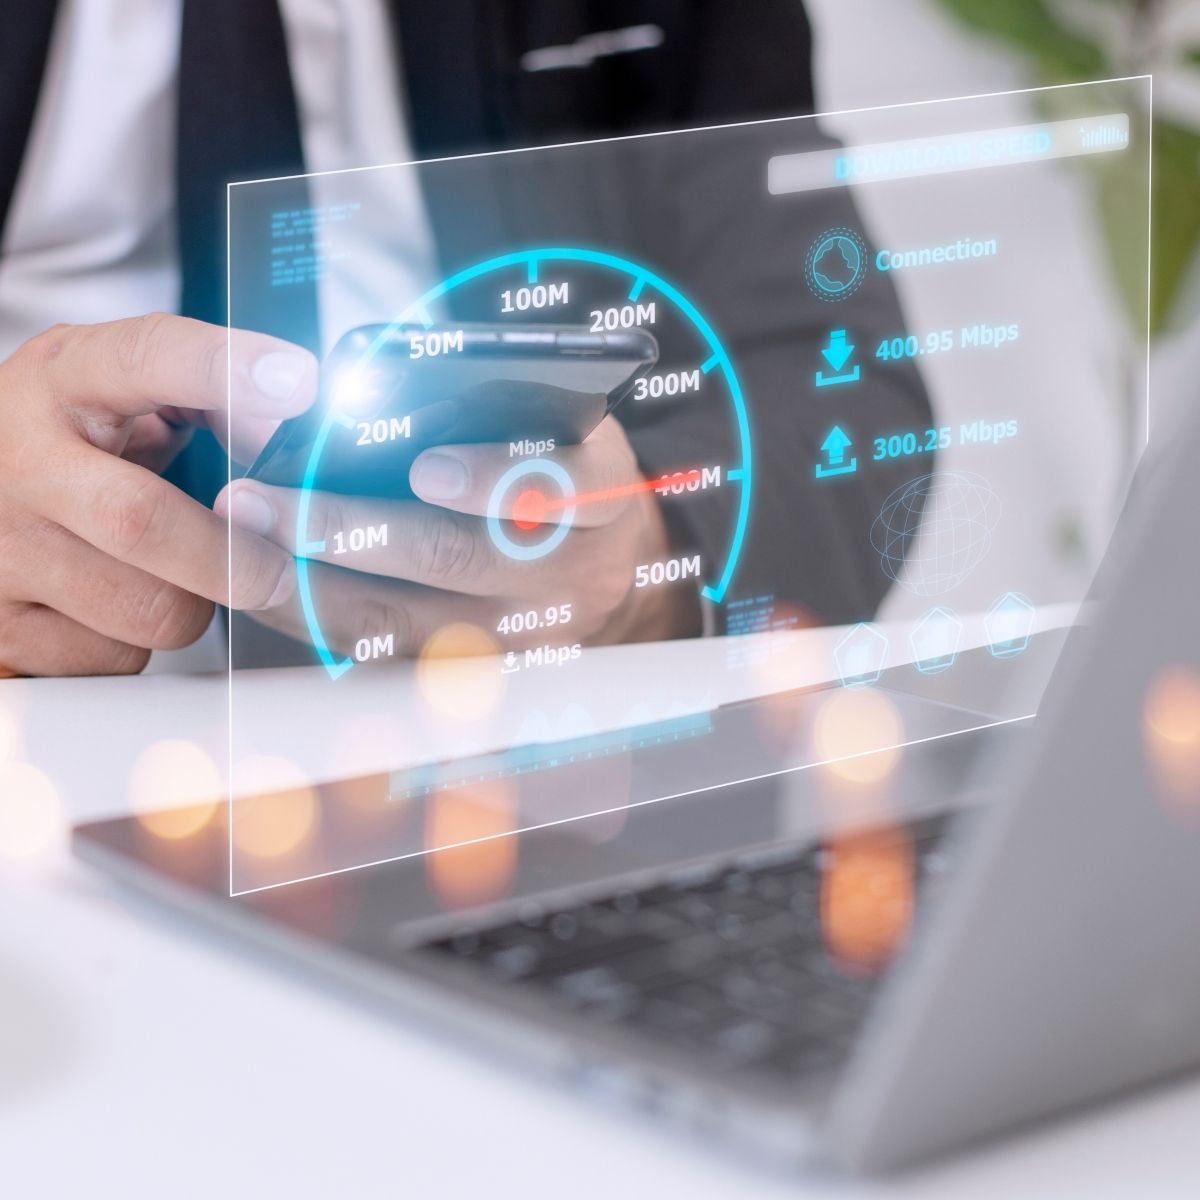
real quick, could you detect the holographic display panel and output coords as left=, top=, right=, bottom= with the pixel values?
left=226, top=78, right=1150, bottom=896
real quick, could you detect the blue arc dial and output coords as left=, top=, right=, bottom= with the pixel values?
left=295, top=247, right=754, bottom=679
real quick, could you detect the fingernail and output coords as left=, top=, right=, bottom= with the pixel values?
left=229, top=487, right=275, bottom=536
left=252, top=350, right=310, bottom=406
left=411, top=452, right=467, bottom=500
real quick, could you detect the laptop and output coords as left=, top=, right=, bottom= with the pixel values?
left=73, top=398, right=1200, bottom=1174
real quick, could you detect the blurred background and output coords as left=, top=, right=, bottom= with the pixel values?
left=811, top=0, right=1199, bottom=593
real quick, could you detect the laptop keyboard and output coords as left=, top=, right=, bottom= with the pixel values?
left=424, top=812, right=956, bottom=1083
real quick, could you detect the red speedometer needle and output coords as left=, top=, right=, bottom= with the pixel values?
left=511, top=469, right=703, bottom=531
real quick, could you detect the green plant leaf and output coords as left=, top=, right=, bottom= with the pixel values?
left=1143, top=118, right=1200, bottom=333
left=932, top=0, right=1109, bottom=81
left=1037, top=106, right=1200, bottom=336
left=935, top=2, right=1200, bottom=333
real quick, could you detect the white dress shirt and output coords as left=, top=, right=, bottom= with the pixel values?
left=0, top=0, right=437, bottom=360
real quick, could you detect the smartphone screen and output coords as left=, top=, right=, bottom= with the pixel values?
left=247, top=322, right=658, bottom=497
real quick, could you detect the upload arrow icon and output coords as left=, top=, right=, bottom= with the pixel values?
left=815, top=424, right=858, bottom=479
left=815, top=328, right=861, bottom=388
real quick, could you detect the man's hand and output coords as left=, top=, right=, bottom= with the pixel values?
left=216, top=415, right=700, bottom=660
left=0, top=314, right=316, bottom=676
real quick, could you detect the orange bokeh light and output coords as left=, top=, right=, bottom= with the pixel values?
left=0, top=761, right=63, bottom=864
left=820, top=830, right=915, bottom=976
left=813, top=687, right=904, bottom=785
left=130, top=739, right=221, bottom=841
left=417, top=622, right=505, bottom=720
left=425, top=780, right=518, bottom=909
left=746, top=610, right=822, bottom=748
left=1143, top=665, right=1200, bottom=813
left=231, top=756, right=318, bottom=860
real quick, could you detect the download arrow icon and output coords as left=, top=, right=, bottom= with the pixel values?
left=821, top=329, right=856, bottom=372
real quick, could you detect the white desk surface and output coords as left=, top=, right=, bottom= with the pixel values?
left=4, top=633, right=1200, bottom=1198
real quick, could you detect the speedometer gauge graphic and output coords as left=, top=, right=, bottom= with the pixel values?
left=295, top=248, right=753, bottom=679
left=485, top=456, right=578, bottom=562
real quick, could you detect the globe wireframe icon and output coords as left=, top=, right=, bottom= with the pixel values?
left=805, top=228, right=867, bottom=301
left=871, top=471, right=1001, bottom=597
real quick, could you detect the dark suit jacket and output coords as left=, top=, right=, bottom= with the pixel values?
left=0, top=1, right=930, bottom=631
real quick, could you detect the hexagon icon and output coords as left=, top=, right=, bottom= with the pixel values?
left=834, top=622, right=889, bottom=688
left=985, top=592, right=1035, bottom=659
left=910, top=607, right=963, bottom=675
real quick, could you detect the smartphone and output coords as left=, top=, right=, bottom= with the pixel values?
left=247, top=322, right=658, bottom=496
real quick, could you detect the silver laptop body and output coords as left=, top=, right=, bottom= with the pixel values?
left=824, top=398, right=1200, bottom=1170
left=74, top=401, right=1200, bottom=1175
